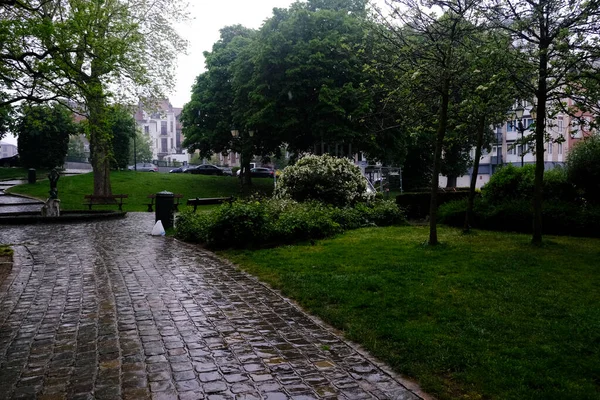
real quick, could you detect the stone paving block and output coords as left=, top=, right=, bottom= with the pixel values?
left=0, top=214, right=423, bottom=400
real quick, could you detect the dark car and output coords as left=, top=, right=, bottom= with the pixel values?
left=250, top=167, right=275, bottom=178
left=185, top=164, right=224, bottom=175
left=0, top=154, right=20, bottom=167
left=218, top=166, right=233, bottom=176
left=169, top=167, right=188, bottom=173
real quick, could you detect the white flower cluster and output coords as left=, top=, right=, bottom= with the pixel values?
left=275, top=154, right=373, bottom=207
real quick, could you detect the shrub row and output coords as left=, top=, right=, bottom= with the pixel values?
left=175, top=199, right=406, bottom=249
left=396, top=190, right=471, bottom=219
left=439, top=198, right=600, bottom=237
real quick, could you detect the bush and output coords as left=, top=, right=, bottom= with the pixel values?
left=566, top=134, right=600, bottom=204
left=438, top=198, right=600, bottom=237
left=482, top=164, right=535, bottom=203
left=175, top=199, right=406, bottom=249
left=275, top=154, right=372, bottom=207
left=396, top=190, right=471, bottom=219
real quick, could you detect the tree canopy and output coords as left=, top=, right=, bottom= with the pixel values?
left=1, top=0, right=188, bottom=194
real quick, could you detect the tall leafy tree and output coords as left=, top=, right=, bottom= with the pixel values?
left=243, top=0, right=376, bottom=157
left=109, top=105, right=137, bottom=169
left=16, top=102, right=78, bottom=169
left=485, top=0, right=600, bottom=245
left=375, top=0, right=482, bottom=245
left=1, top=0, right=188, bottom=195
left=129, top=129, right=153, bottom=164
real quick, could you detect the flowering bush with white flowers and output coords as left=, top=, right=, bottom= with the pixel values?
left=274, top=154, right=373, bottom=207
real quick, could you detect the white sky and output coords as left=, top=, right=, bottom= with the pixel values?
left=170, top=0, right=300, bottom=108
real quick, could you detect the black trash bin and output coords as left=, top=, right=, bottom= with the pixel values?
left=155, top=191, right=174, bottom=230
left=28, top=168, right=36, bottom=184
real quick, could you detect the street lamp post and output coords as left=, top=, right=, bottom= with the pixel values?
left=514, top=105, right=525, bottom=167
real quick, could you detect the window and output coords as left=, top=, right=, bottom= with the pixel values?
left=507, top=142, right=516, bottom=155
left=144, top=126, right=149, bottom=134
left=558, top=143, right=563, bottom=155
left=525, top=118, right=534, bottom=129
left=548, top=142, right=553, bottom=154
left=507, top=120, right=515, bottom=132
left=170, top=121, right=174, bottom=133
left=170, top=138, right=173, bottom=148
left=558, top=117, right=564, bottom=133
left=161, top=121, right=167, bottom=135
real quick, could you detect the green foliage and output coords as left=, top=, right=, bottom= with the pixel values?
left=439, top=197, right=600, bottom=237
left=129, top=130, right=153, bottom=163
left=16, top=103, right=78, bottom=169
left=566, top=134, right=600, bottom=203
left=67, top=135, right=87, bottom=160
left=482, top=164, right=535, bottom=203
left=108, top=105, right=137, bottom=169
left=275, top=154, right=371, bottom=207
left=175, top=197, right=405, bottom=249
left=483, top=164, right=576, bottom=204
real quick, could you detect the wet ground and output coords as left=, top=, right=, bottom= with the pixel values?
left=0, top=213, right=423, bottom=399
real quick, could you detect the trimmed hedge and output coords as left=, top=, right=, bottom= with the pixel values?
left=439, top=198, right=600, bottom=237
left=396, top=189, right=471, bottom=219
left=175, top=198, right=406, bottom=249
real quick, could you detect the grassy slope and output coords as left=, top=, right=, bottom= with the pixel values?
left=8, top=170, right=274, bottom=211
left=221, top=226, right=600, bottom=400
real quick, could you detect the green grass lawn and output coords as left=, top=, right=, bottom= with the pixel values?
left=0, top=167, right=49, bottom=180
left=7, top=170, right=274, bottom=211
left=221, top=226, right=600, bottom=400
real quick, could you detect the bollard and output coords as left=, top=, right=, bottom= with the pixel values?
left=28, top=168, right=36, bottom=184
left=155, top=191, right=174, bottom=230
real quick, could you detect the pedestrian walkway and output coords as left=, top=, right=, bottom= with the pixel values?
left=0, top=213, right=423, bottom=400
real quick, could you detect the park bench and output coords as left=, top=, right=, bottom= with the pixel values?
left=83, top=194, right=128, bottom=211
left=146, top=193, right=183, bottom=212
left=187, top=196, right=235, bottom=212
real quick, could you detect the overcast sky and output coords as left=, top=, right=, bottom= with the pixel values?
left=170, top=0, right=300, bottom=108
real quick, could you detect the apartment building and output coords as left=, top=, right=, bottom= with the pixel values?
left=134, top=100, right=188, bottom=164
left=445, top=101, right=595, bottom=189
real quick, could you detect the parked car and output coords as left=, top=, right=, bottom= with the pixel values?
left=0, top=154, right=20, bottom=167
left=236, top=167, right=275, bottom=178
left=169, top=166, right=188, bottom=173
left=185, top=164, right=224, bottom=175
left=218, top=166, right=233, bottom=176
left=128, top=162, right=158, bottom=172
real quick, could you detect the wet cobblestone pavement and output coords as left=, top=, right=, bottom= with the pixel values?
left=0, top=213, right=421, bottom=399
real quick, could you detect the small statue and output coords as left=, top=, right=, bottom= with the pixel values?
left=48, top=168, right=60, bottom=199
left=42, top=168, right=61, bottom=217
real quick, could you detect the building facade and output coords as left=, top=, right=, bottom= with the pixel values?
left=134, top=100, right=188, bottom=164
left=0, top=142, right=17, bottom=158
left=444, top=102, right=595, bottom=189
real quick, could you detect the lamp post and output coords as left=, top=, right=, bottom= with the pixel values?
left=514, top=105, right=525, bottom=167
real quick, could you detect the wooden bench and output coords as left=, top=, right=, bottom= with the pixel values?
left=187, top=196, right=235, bottom=212
left=83, top=194, right=128, bottom=211
left=146, top=193, right=183, bottom=212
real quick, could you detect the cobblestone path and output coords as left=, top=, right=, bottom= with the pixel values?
left=0, top=213, right=421, bottom=400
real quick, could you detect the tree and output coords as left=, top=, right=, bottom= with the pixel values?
left=242, top=0, right=376, bottom=157
left=108, top=105, right=137, bottom=169
left=485, top=0, right=600, bottom=245
left=1, top=0, right=188, bottom=195
left=129, top=130, right=153, bottom=164
left=181, top=25, right=257, bottom=187
left=67, top=135, right=87, bottom=160
left=15, top=103, right=78, bottom=169
left=375, top=0, right=483, bottom=245
left=566, top=133, right=600, bottom=204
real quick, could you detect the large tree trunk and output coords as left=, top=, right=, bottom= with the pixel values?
left=464, top=115, right=486, bottom=233
left=532, top=25, right=549, bottom=245
left=429, top=80, right=450, bottom=245
left=86, top=87, right=112, bottom=196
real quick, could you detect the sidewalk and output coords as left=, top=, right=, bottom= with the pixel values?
left=0, top=213, right=424, bottom=399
